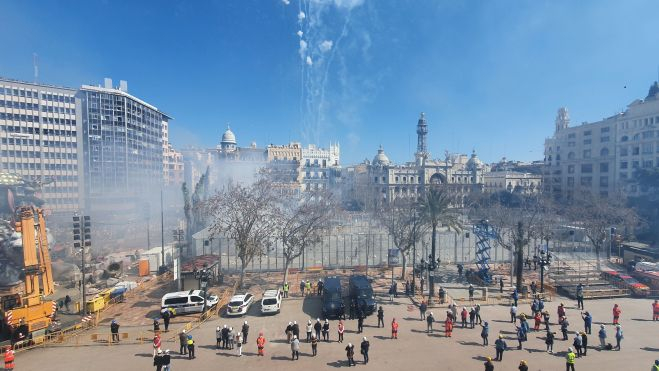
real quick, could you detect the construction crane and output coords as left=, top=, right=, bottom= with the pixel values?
left=473, top=220, right=497, bottom=285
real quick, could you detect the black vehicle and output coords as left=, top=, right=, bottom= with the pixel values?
left=322, top=277, right=345, bottom=319
left=349, top=275, right=376, bottom=315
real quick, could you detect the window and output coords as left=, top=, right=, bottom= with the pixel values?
left=633, top=161, right=640, bottom=168
left=620, top=161, right=628, bottom=169
left=600, top=176, right=608, bottom=187
left=580, top=176, right=592, bottom=186
left=583, top=150, right=591, bottom=159
left=620, top=147, right=628, bottom=156
left=568, top=165, right=575, bottom=174
left=643, top=131, right=654, bottom=139
left=633, top=147, right=640, bottom=155
left=568, top=152, right=575, bottom=160
left=621, top=135, right=629, bottom=142
left=642, top=143, right=653, bottom=154
left=600, top=148, right=609, bottom=157
left=583, top=139, right=592, bottom=145
left=643, top=160, right=653, bottom=168
left=601, top=127, right=610, bottom=133
left=568, top=141, right=576, bottom=147
left=567, top=177, right=574, bottom=186
left=620, top=172, right=628, bottom=179
left=581, top=164, right=593, bottom=173
left=568, top=133, right=576, bottom=139
left=600, top=136, right=609, bottom=143
left=584, top=130, right=592, bottom=136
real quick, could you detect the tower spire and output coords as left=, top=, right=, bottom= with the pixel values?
left=415, top=112, right=429, bottom=165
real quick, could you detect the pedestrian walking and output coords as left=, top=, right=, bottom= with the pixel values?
left=154, top=349, right=165, bottom=371
left=484, top=356, right=494, bottom=371
left=518, top=360, right=528, bottom=371
left=494, top=334, right=507, bottom=361
left=653, top=300, right=659, bottom=321
left=256, top=332, right=266, bottom=356
left=186, top=334, right=195, bottom=359
left=318, top=279, right=324, bottom=295
left=291, top=335, right=300, bottom=360
left=516, top=326, right=525, bottom=350
left=394, top=281, right=398, bottom=298
left=543, top=311, right=551, bottom=331
left=405, top=280, right=410, bottom=295
left=322, top=319, right=330, bottom=342
left=314, top=318, right=322, bottom=339
left=461, top=307, right=468, bottom=328
left=242, top=321, right=249, bottom=344
left=426, top=312, right=435, bottom=333
left=510, top=304, right=518, bottom=324
left=566, top=347, right=576, bottom=371
left=300, top=280, right=306, bottom=297
left=179, top=330, right=187, bottom=355
left=236, top=332, right=243, bottom=356
left=560, top=316, right=570, bottom=340
left=338, top=320, right=345, bottom=343
left=445, top=314, right=453, bottom=338
left=306, top=320, right=313, bottom=342
left=388, top=284, right=395, bottom=301
left=598, top=324, right=607, bottom=349
left=311, top=333, right=318, bottom=356
left=475, top=304, right=482, bottom=324
left=4, top=346, right=15, bottom=371
left=581, top=311, right=592, bottom=334
left=162, top=349, right=171, bottom=371
left=612, top=304, right=621, bottom=325
left=511, top=289, right=519, bottom=307
left=161, top=307, right=171, bottom=332
left=111, top=320, right=120, bottom=343
left=285, top=322, right=293, bottom=343
left=545, top=331, right=555, bottom=353
left=391, top=318, right=399, bottom=339
left=360, top=337, right=370, bottom=364
left=64, top=294, right=71, bottom=313
left=576, top=284, right=584, bottom=310
left=153, top=334, right=162, bottom=357
left=573, top=333, right=583, bottom=357
left=480, top=321, right=489, bottom=345
left=357, top=314, right=364, bottom=333
left=580, top=332, right=588, bottom=356
left=345, top=343, right=356, bottom=366
left=215, top=326, right=222, bottom=349
left=469, top=284, right=475, bottom=303
left=292, top=321, right=300, bottom=339
left=420, top=300, right=427, bottom=320
left=469, top=307, right=476, bottom=328
left=420, top=276, right=425, bottom=293
left=530, top=281, right=537, bottom=296
left=558, top=303, right=566, bottom=319
left=499, top=277, right=504, bottom=293
left=451, top=303, right=458, bottom=322
left=614, top=324, right=623, bottom=350
left=283, top=282, right=289, bottom=298
left=377, top=306, right=384, bottom=328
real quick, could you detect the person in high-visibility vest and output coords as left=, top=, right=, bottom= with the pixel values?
left=391, top=318, right=399, bottom=339
left=652, top=300, right=659, bottom=321
left=652, top=359, right=659, bottom=371
left=256, top=332, right=266, bottom=356
left=4, top=345, right=15, bottom=371
left=187, top=334, right=195, bottom=359
left=566, top=347, right=576, bottom=371
left=283, top=282, right=289, bottom=298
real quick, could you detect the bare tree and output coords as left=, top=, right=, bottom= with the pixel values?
left=277, top=191, right=337, bottom=287
left=566, top=191, right=638, bottom=269
left=207, top=179, right=279, bottom=288
left=375, top=198, right=425, bottom=279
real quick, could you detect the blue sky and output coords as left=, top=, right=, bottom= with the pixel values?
left=1, top=0, right=659, bottom=165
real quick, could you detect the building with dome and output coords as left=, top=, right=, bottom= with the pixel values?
left=355, top=113, right=489, bottom=207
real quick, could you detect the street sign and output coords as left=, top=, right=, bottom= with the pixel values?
left=387, top=249, right=399, bottom=266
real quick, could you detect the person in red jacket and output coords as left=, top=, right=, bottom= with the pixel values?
left=652, top=300, right=659, bottom=321
left=256, top=332, right=266, bottom=356
left=533, top=311, right=542, bottom=331
left=391, top=318, right=399, bottom=339
left=4, top=345, right=15, bottom=371
left=445, top=313, right=454, bottom=337
left=612, top=304, right=621, bottom=325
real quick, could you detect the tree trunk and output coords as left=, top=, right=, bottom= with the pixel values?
left=400, top=251, right=407, bottom=280
left=282, top=258, right=291, bottom=288
left=428, top=224, right=437, bottom=305
left=515, top=222, right=525, bottom=292
left=594, top=246, right=601, bottom=270
left=239, top=257, right=247, bottom=289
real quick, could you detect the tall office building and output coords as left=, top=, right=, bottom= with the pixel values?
left=78, top=79, right=171, bottom=212
left=544, top=81, right=659, bottom=199
left=0, top=78, right=82, bottom=214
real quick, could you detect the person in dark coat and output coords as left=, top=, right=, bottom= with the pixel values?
left=518, top=360, right=528, bottom=371
left=545, top=331, right=555, bottom=353
left=345, top=343, right=356, bottom=366
left=221, top=325, right=230, bottom=348
left=494, top=334, right=507, bottom=361
left=484, top=356, right=494, bottom=371
left=153, top=318, right=160, bottom=333
left=360, top=337, right=370, bottom=364
left=322, top=319, right=330, bottom=342
left=314, top=318, right=322, bottom=339
left=357, top=315, right=364, bottom=333
left=178, top=330, right=187, bottom=354
left=241, top=321, right=249, bottom=344
left=161, top=308, right=171, bottom=332
left=110, top=320, right=120, bottom=343
left=377, top=306, right=384, bottom=328
left=580, top=331, right=588, bottom=356
left=153, top=349, right=165, bottom=371
left=162, top=349, right=171, bottom=371
left=292, top=321, right=300, bottom=339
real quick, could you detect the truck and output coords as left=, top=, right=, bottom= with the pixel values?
left=348, top=275, right=376, bottom=315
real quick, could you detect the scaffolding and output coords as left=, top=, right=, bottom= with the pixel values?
left=473, top=220, right=497, bottom=284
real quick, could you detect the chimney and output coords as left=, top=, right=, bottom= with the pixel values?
left=119, top=80, right=128, bottom=92
left=104, top=78, right=113, bottom=89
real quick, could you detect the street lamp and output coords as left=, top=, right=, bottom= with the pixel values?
left=539, top=236, right=552, bottom=293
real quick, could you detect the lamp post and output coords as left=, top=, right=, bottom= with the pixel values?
left=539, top=236, right=552, bottom=293
left=173, top=228, right=185, bottom=290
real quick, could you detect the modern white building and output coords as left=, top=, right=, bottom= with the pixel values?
left=483, top=171, right=542, bottom=194
left=544, top=81, right=659, bottom=199
left=301, top=143, right=341, bottom=191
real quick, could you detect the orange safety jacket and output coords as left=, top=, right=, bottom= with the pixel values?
left=4, top=350, right=15, bottom=368
left=256, top=337, right=266, bottom=348
left=391, top=322, right=399, bottom=332
left=653, top=303, right=659, bottom=314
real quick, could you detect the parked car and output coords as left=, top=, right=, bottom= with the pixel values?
left=349, top=275, right=376, bottom=315
left=322, top=277, right=345, bottom=319
left=226, top=293, right=255, bottom=316
left=161, top=290, right=219, bottom=315
left=260, top=289, right=283, bottom=315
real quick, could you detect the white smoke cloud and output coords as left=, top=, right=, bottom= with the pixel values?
left=299, top=39, right=308, bottom=59
left=282, top=0, right=290, bottom=4
left=298, top=11, right=306, bottom=21
left=319, top=40, right=333, bottom=53
left=306, top=56, right=313, bottom=66
left=297, top=30, right=304, bottom=37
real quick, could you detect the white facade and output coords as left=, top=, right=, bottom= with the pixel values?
left=301, top=143, right=341, bottom=191
left=483, top=171, right=542, bottom=194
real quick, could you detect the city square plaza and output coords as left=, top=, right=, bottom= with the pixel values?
left=14, top=291, right=659, bottom=370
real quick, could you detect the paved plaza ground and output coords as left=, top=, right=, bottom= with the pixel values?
left=13, top=290, right=659, bottom=371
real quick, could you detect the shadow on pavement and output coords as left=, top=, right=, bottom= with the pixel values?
left=631, top=318, right=653, bottom=322
left=641, top=347, right=659, bottom=352
left=327, top=360, right=346, bottom=368
left=133, top=353, right=153, bottom=358
left=271, top=355, right=293, bottom=361
left=302, top=296, right=323, bottom=319
left=471, top=355, right=490, bottom=361
left=459, top=341, right=482, bottom=346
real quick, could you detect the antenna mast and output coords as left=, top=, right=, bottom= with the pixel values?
left=33, top=53, right=39, bottom=83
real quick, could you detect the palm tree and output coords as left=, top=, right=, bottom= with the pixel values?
left=418, top=188, right=463, bottom=305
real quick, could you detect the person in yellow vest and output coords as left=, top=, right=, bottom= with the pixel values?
left=566, top=347, right=576, bottom=371
left=305, top=280, right=312, bottom=295
left=652, top=360, right=659, bottom=371
left=283, top=282, right=289, bottom=298
left=4, top=345, right=15, bottom=371
left=187, top=334, right=195, bottom=359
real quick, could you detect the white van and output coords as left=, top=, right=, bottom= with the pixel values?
left=161, top=290, right=219, bottom=315
left=260, top=289, right=283, bottom=314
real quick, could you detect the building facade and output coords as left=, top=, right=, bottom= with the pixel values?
left=544, top=82, right=659, bottom=199
left=78, top=79, right=171, bottom=211
left=300, top=143, right=341, bottom=191
left=0, top=78, right=82, bottom=214
left=163, top=121, right=184, bottom=187
left=483, top=171, right=542, bottom=194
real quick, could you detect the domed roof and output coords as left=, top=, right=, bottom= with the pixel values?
left=466, top=149, right=483, bottom=170
left=221, top=126, right=236, bottom=144
left=372, top=145, right=391, bottom=166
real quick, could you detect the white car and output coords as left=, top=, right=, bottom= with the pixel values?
left=260, top=289, right=283, bottom=314
left=161, top=290, right=219, bottom=315
left=226, top=293, right=255, bottom=316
